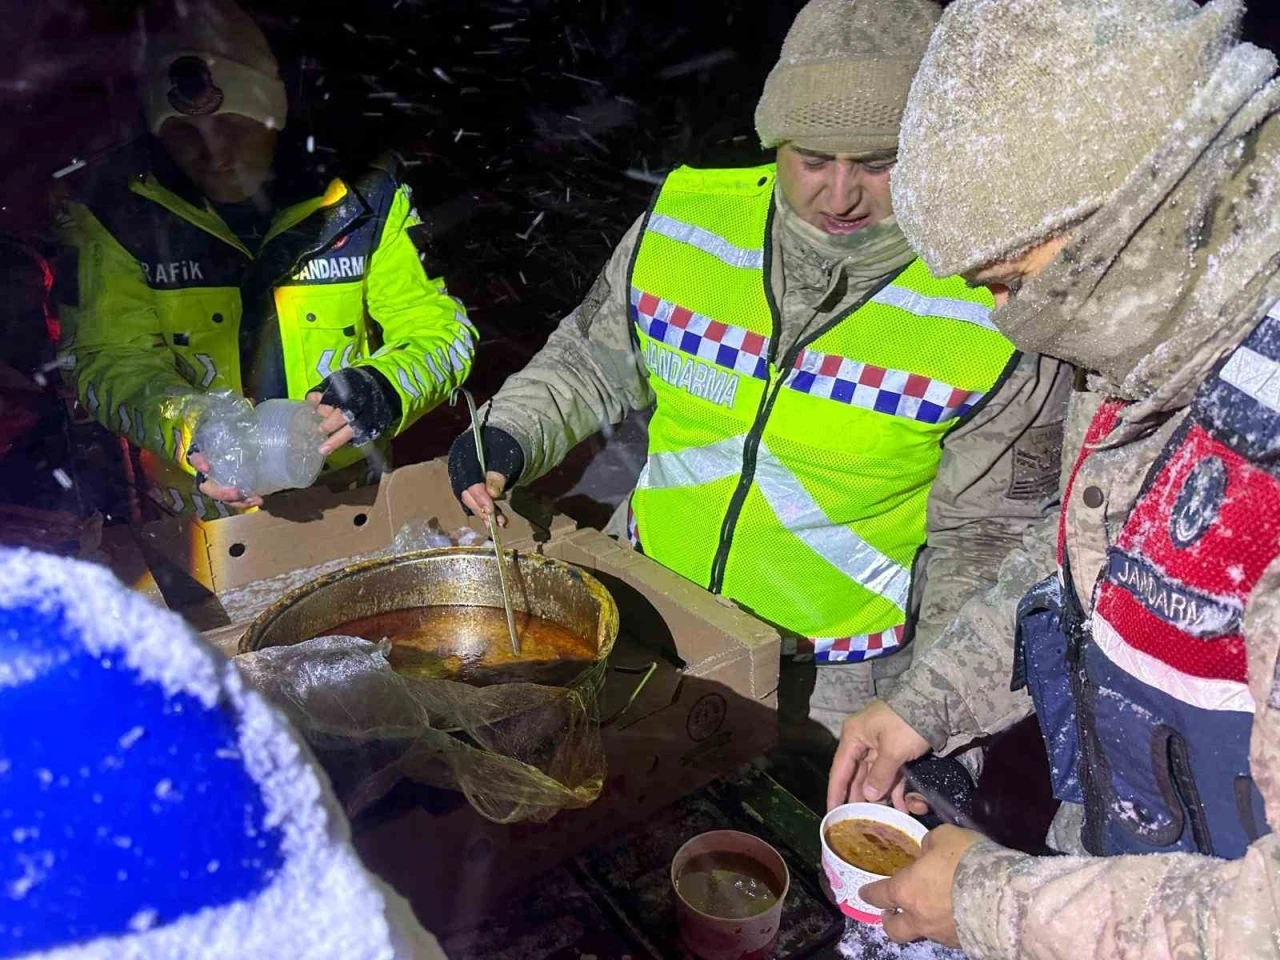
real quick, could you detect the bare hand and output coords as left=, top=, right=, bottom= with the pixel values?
left=461, top=472, right=510, bottom=527
left=860, top=824, right=982, bottom=948
left=827, top=700, right=931, bottom=811
left=188, top=452, right=263, bottom=511
left=306, top=391, right=352, bottom=456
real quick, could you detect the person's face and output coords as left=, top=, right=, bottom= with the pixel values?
left=158, top=113, right=277, bottom=203
left=775, top=143, right=896, bottom=236
left=963, top=235, right=1072, bottom=306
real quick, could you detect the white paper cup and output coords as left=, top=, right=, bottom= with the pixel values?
left=819, top=803, right=927, bottom=924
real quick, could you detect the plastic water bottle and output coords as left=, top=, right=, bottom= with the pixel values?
left=247, top=399, right=327, bottom=496
left=195, top=399, right=326, bottom=498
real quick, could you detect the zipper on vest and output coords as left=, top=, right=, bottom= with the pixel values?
left=707, top=202, right=784, bottom=594
left=705, top=231, right=907, bottom=594
left=708, top=368, right=786, bottom=593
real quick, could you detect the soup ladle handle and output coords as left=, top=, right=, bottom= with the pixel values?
left=451, top=387, right=521, bottom=658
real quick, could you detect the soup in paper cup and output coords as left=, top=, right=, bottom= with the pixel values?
left=820, top=803, right=926, bottom=924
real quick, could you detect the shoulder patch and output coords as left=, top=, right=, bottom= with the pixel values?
left=1170, top=455, right=1227, bottom=549
left=1009, top=421, right=1063, bottom=501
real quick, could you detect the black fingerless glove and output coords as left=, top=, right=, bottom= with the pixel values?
left=448, top=426, right=525, bottom=505
left=311, top=366, right=402, bottom=446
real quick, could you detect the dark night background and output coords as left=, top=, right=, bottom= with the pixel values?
left=0, top=0, right=1276, bottom=520
left=3, top=0, right=1280, bottom=468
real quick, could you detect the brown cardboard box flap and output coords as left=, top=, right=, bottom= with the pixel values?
left=135, top=459, right=573, bottom=598
left=544, top=529, right=779, bottom=702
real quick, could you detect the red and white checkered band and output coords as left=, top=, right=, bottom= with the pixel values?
left=811, top=624, right=906, bottom=664
left=784, top=347, right=983, bottom=426
left=631, top=287, right=769, bottom=380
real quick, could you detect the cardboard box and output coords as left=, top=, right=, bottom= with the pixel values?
left=352, top=527, right=780, bottom=934
left=118, top=458, right=781, bottom=932
left=131, top=458, right=573, bottom=635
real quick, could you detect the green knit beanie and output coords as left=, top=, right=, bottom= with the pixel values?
left=893, top=0, right=1248, bottom=278
left=755, top=0, right=942, bottom=157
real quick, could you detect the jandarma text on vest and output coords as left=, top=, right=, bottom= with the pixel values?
left=292, top=255, right=367, bottom=282
left=644, top=340, right=741, bottom=409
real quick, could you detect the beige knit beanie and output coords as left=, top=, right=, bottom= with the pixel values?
left=893, top=0, right=1248, bottom=279
left=755, top=0, right=942, bottom=156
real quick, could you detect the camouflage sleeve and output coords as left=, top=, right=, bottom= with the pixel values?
left=883, top=513, right=1057, bottom=753
left=481, top=215, right=653, bottom=484
left=951, top=561, right=1280, bottom=960
left=908, top=354, right=1071, bottom=656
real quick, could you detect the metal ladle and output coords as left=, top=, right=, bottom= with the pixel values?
left=451, top=388, right=520, bottom=657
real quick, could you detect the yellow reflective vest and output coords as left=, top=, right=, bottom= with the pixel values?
left=56, top=157, right=476, bottom=518
left=629, top=165, right=1016, bottom=661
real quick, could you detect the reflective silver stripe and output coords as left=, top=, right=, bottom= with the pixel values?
left=1219, top=345, right=1280, bottom=412
left=753, top=446, right=910, bottom=611
left=870, top=284, right=997, bottom=332
left=434, top=347, right=453, bottom=379
left=396, top=367, right=421, bottom=399
left=1092, top=612, right=1254, bottom=713
left=638, top=435, right=910, bottom=611
left=194, top=353, right=217, bottom=388
left=422, top=351, right=443, bottom=383
left=448, top=344, right=467, bottom=373
left=636, top=435, right=745, bottom=492
left=647, top=213, right=764, bottom=270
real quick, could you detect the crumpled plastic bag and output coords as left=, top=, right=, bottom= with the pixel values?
left=384, top=517, right=489, bottom=554
left=234, top=634, right=606, bottom=823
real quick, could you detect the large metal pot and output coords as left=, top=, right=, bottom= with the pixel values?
left=240, top=547, right=619, bottom=687
left=239, top=547, right=623, bottom=823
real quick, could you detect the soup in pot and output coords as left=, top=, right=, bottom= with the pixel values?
left=327, top=604, right=596, bottom=682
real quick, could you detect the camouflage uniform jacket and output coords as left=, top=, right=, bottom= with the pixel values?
left=889, top=384, right=1280, bottom=960
left=483, top=185, right=1070, bottom=671
left=885, top=107, right=1280, bottom=960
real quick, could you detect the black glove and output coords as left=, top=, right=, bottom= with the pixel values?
left=311, top=366, right=402, bottom=446
left=448, top=426, right=525, bottom=505
left=903, top=755, right=975, bottom=831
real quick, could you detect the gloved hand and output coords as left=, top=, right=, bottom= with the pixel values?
left=185, top=392, right=264, bottom=510
left=188, top=447, right=263, bottom=511
left=447, top=426, right=524, bottom=525
left=307, top=366, right=403, bottom=455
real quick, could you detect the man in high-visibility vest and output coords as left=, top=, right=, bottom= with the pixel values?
left=450, top=0, right=1070, bottom=747
left=56, top=0, right=476, bottom=520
